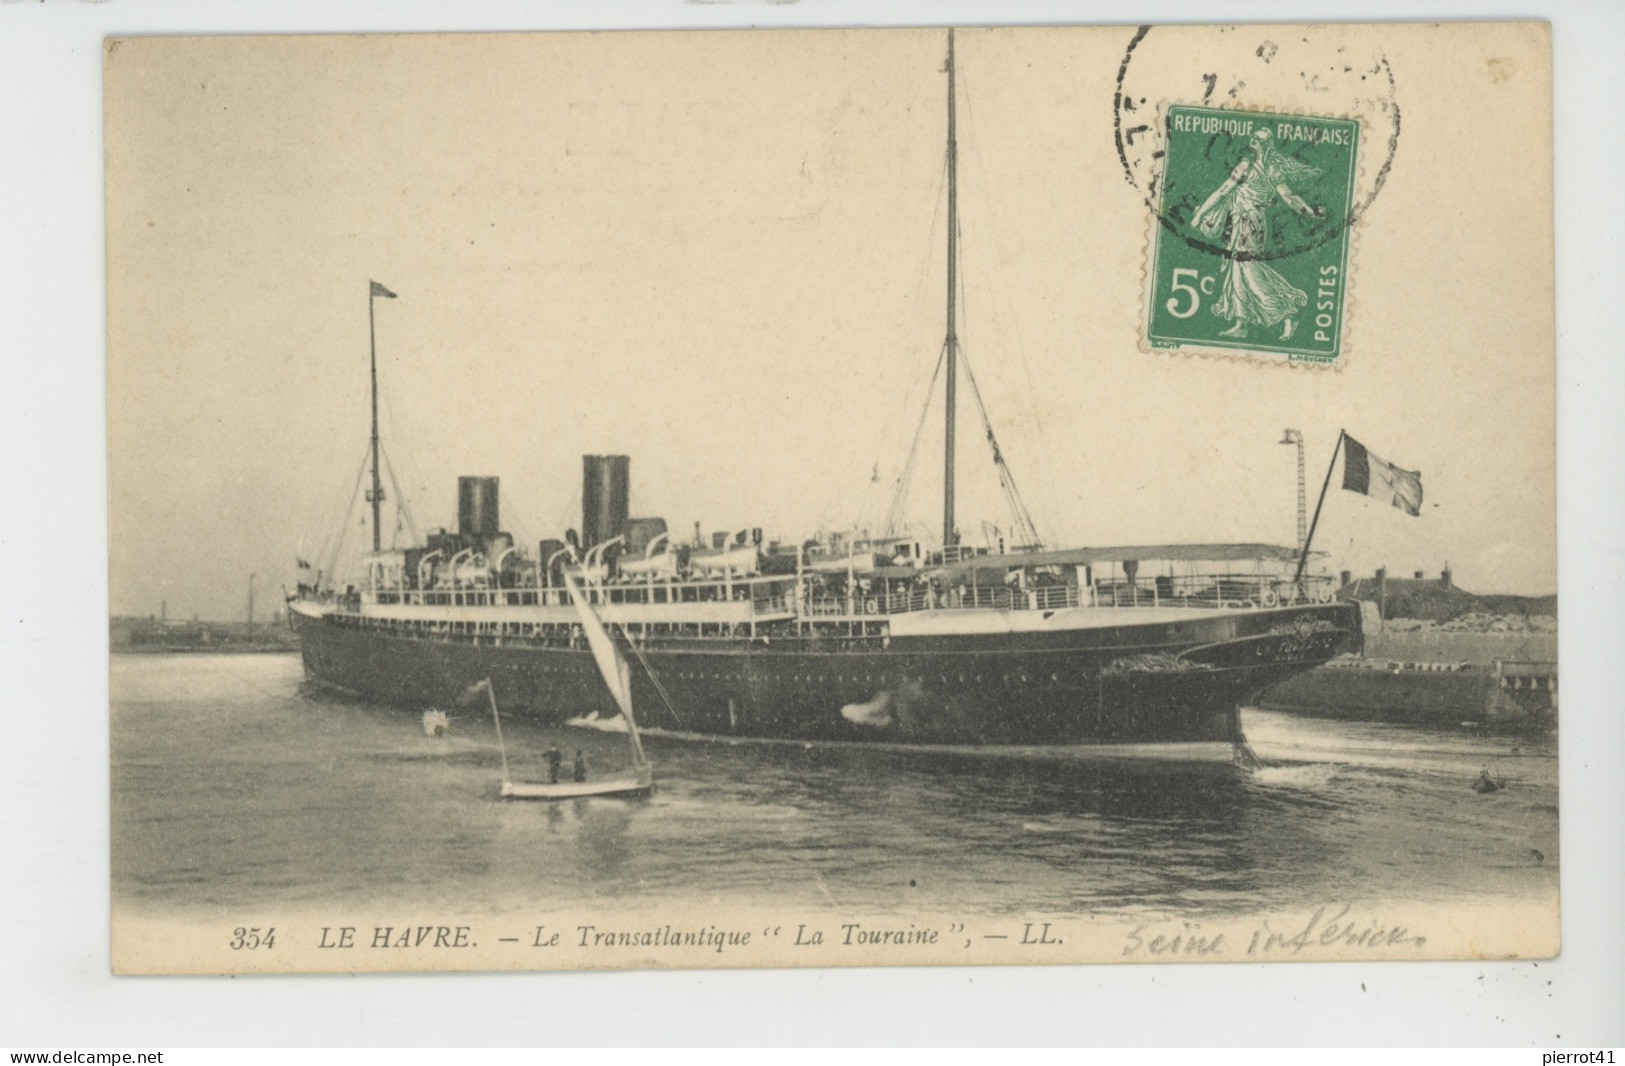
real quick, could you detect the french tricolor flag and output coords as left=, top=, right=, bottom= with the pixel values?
left=1342, top=434, right=1423, bottom=516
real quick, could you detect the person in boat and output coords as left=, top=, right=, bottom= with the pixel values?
left=573, top=749, right=588, bottom=783
left=546, top=745, right=563, bottom=784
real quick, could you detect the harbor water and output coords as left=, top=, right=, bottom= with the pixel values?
left=111, top=653, right=1558, bottom=920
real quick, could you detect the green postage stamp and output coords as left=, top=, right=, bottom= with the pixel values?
left=1147, top=105, right=1359, bottom=365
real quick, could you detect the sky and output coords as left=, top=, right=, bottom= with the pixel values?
left=104, top=24, right=1557, bottom=620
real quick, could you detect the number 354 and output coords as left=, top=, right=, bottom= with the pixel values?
left=1165, top=268, right=1215, bottom=319
left=230, top=926, right=276, bottom=950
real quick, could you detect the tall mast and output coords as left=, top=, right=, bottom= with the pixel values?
left=366, top=280, right=396, bottom=553
left=368, top=283, right=383, bottom=553
left=942, top=28, right=959, bottom=551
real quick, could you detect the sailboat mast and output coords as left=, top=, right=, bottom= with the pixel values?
left=942, top=28, right=959, bottom=551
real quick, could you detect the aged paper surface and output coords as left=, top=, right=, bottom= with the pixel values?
left=106, top=23, right=1556, bottom=974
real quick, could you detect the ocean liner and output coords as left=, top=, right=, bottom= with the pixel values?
left=289, top=32, right=1360, bottom=761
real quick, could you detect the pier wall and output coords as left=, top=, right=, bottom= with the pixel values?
left=1256, top=627, right=1556, bottom=733
left=1365, top=629, right=1556, bottom=664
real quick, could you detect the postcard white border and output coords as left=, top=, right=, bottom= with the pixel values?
left=3, top=0, right=1622, bottom=1047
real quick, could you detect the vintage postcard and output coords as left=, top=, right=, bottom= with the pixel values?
left=106, top=23, right=1556, bottom=974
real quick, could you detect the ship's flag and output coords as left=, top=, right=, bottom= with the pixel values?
left=370, top=280, right=397, bottom=299
left=1342, top=435, right=1423, bottom=516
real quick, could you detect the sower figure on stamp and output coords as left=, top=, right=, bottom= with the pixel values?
left=1190, top=128, right=1326, bottom=341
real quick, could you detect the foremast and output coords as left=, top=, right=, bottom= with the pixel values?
left=942, top=29, right=959, bottom=553
left=367, top=280, right=397, bottom=552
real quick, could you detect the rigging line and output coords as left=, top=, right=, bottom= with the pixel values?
left=834, top=306, right=960, bottom=534
left=505, top=507, right=534, bottom=560
left=885, top=352, right=942, bottom=531
left=626, top=485, right=676, bottom=546
left=884, top=341, right=949, bottom=536
left=852, top=141, right=951, bottom=536
left=957, top=344, right=1042, bottom=549
left=319, top=444, right=372, bottom=573
left=323, top=441, right=374, bottom=548
left=960, top=73, right=1070, bottom=546
left=819, top=61, right=953, bottom=539
left=838, top=133, right=949, bottom=536
left=514, top=517, right=539, bottom=561
left=380, top=448, right=421, bottom=547
left=622, top=634, right=684, bottom=728
left=889, top=410, right=931, bottom=527
left=814, top=334, right=937, bottom=539
left=549, top=478, right=581, bottom=542
left=296, top=348, right=377, bottom=558
left=950, top=173, right=1043, bottom=551
left=865, top=338, right=948, bottom=521
left=377, top=382, right=434, bottom=531
left=291, top=438, right=353, bottom=568
left=909, top=152, right=953, bottom=305
left=305, top=460, right=352, bottom=576
left=840, top=141, right=952, bottom=536
left=322, top=446, right=373, bottom=580
left=498, top=477, right=538, bottom=561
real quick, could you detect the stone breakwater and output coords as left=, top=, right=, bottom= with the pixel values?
left=1256, top=628, right=1556, bottom=733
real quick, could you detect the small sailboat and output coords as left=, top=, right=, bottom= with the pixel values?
left=486, top=569, right=654, bottom=800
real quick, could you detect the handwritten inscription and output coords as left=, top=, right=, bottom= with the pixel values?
left=1123, top=920, right=1226, bottom=958
left=1124, top=906, right=1426, bottom=959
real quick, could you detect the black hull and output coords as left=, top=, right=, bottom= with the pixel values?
left=293, top=603, right=1359, bottom=749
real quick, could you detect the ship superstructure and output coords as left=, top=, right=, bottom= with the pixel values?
left=291, top=451, right=1357, bottom=756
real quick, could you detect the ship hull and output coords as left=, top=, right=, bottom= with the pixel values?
left=292, top=602, right=1359, bottom=751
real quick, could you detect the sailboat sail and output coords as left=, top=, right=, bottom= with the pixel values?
left=562, top=570, right=646, bottom=766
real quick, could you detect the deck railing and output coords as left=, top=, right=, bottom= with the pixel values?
left=798, top=573, right=1336, bottom=618
left=370, top=573, right=800, bottom=610
left=350, top=568, right=1337, bottom=617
